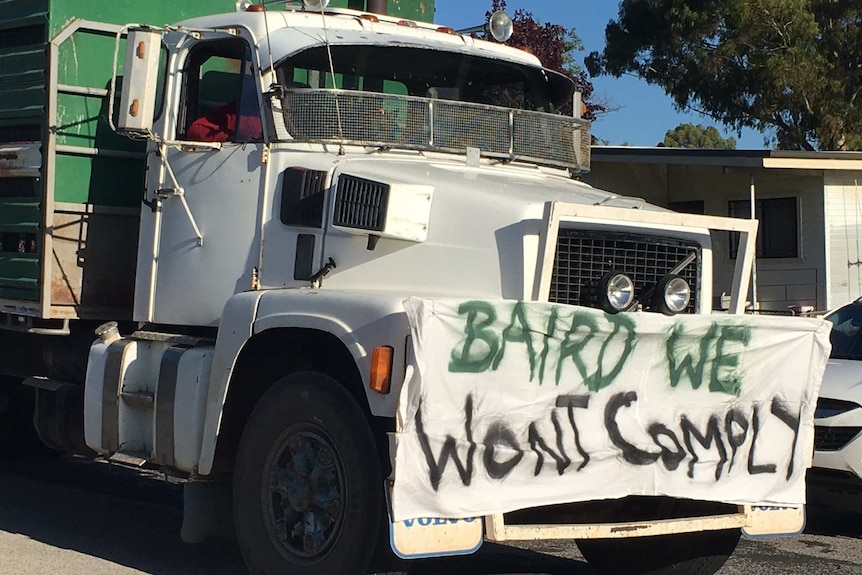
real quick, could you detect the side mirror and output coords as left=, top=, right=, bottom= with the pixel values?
left=117, top=28, right=163, bottom=133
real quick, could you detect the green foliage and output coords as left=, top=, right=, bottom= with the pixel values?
left=488, top=0, right=605, bottom=119
left=663, top=123, right=737, bottom=149
left=586, top=1, right=862, bottom=151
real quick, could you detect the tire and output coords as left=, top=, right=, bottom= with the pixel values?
left=233, top=371, right=384, bottom=575
left=576, top=529, right=741, bottom=575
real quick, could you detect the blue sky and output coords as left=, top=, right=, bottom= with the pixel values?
left=434, top=0, right=767, bottom=149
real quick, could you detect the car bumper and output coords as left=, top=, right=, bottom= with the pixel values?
left=810, top=400, right=862, bottom=511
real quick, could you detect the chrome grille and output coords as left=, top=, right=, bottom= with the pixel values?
left=550, top=229, right=701, bottom=313
left=272, top=89, right=591, bottom=171
left=432, top=103, right=511, bottom=155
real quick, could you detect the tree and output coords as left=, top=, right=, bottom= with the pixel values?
left=662, top=123, right=737, bottom=149
left=586, top=1, right=862, bottom=151
left=486, top=0, right=606, bottom=120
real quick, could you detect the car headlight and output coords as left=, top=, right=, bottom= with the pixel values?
left=598, top=272, right=635, bottom=313
left=654, top=274, right=691, bottom=315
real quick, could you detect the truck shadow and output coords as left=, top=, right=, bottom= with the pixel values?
left=803, top=504, right=862, bottom=539
left=404, top=542, right=593, bottom=574
left=0, top=456, right=591, bottom=575
left=0, top=456, right=242, bottom=575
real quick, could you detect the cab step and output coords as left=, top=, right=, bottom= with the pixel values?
left=108, top=450, right=150, bottom=468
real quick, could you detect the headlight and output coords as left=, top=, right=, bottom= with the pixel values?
left=654, top=275, right=691, bottom=315
left=598, top=272, right=634, bottom=313
left=488, top=11, right=514, bottom=42
left=303, top=0, right=330, bottom=10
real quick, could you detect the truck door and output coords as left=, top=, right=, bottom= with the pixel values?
left=135, top=38, right=266, bottom=326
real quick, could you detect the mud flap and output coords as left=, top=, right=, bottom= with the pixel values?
left=742, top=504, right=806, bottom=539
left=386, top=487, right=483, bottom=559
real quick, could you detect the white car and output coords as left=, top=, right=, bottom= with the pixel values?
left=808, top=300, right=862, bottom=513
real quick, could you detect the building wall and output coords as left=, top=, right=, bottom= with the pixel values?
left=824, top=171, right=862, bottom=309
left=586, top=162, right=827, bottom=311
left=585, top=161, right=670, bottom=207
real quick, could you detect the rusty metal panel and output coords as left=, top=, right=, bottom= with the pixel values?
left=49, top=206, right=138, bottom=319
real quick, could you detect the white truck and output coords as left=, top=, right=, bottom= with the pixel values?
left=0, top=2, right=831, bottom=575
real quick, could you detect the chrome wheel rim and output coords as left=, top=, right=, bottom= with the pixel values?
left=263, top=424, right=346, bottom=561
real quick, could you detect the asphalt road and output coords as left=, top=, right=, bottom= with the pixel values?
left=0, top=456, right=860, bottom=575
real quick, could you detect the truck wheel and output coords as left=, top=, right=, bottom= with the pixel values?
left=233, top=371, right=383, bottom=575
left=576, top=529, right=740, bottom=575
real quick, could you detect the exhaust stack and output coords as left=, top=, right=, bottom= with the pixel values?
left=367, top=0, right=387, bottom=15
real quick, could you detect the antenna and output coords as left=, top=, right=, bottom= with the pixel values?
left=316, top=2, right=344, bottom=154
left=259, top=1, right=276, bottom=79
left=235, top=0, right=329, bottom=11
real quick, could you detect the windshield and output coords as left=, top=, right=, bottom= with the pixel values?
left=275, top=44, right=574, bottom=113
left=826, top=303, right=862, bottom=360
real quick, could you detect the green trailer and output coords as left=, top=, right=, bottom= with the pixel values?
left=330, top=0, right=435, bottom=21
left=0, top=0, right=434, bottom=324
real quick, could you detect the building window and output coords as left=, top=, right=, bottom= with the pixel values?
left=728, top=197, right=798, bottom=259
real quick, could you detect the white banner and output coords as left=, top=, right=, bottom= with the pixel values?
left=392, top=298, right=831, bottom=522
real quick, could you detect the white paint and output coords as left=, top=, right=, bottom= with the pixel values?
left=824, top=172, right=862, bottom=309
left=135, top=143, right=264, bottom=327
left=198, top=291, right=265, bottom=476
left=83, top=339, right=110, bottom=453
left=118, top=29, right=163, bottom=132
left=392, top=298, right=831, bottom=522
left=119, top=341, right=165, bottom=454
left=172, top=347, right=215, bottom=472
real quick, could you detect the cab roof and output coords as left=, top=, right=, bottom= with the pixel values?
left=174, top=9, right=545, bottom=71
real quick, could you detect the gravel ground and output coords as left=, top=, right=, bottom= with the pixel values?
left=0, top=456, right=859, bottom=575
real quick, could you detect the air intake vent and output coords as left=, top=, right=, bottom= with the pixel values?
left=334, top=175, right=389, bottom=232
left=280, top=168, right=327, bottom=228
